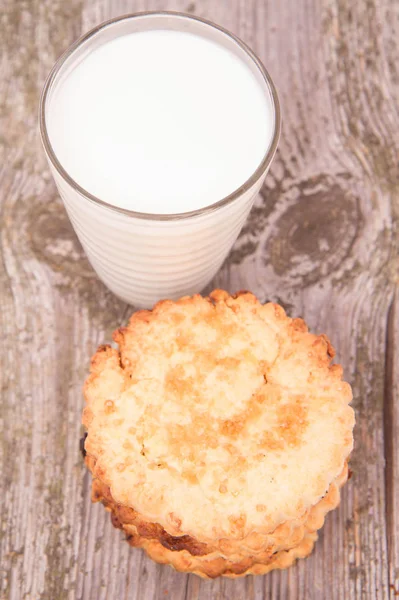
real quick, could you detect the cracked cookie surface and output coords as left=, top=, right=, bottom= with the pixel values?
left=83, top=290, right=354, bottom=556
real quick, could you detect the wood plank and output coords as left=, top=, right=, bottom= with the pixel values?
left=384, top=288, right=399, bottom=599
left=0, top=0, right=398, bottom=599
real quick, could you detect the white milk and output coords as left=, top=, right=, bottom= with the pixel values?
left=41, top=14, right=280, bottom=307
left=47, top=29, right=273, bottom=214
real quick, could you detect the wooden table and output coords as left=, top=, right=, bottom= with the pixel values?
left=1, top=1, right=398, bottom=598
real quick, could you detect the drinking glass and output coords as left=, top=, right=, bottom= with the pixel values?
left=40, top=12, right=281, bottom=308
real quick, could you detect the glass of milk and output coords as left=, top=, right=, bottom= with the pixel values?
left=40, top=12, right=280, bottom=308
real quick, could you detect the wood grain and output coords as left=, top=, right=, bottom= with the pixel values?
left=385, top=290, right=399, bottom=600
left=0, top=0, right=398, bottom=599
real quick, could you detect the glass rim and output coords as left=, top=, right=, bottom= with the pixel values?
left=39, top=10, right=281, bottom=222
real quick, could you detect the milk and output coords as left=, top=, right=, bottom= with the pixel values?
left=41, top=13, right=280, bottom=307
left=46, top=29, right=274, bottom=214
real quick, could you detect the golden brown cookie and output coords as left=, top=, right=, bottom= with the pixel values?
left=87, top=457, right=348, bottom=577
left=82, top=290, right=354, bottom=577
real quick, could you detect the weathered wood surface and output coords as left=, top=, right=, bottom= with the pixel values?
left=0, top=0, right=398, bottom=598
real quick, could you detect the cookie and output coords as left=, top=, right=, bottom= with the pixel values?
left=82, top=290, right=354, bottom=577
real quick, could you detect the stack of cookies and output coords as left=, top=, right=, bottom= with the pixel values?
left=82, top=290, right=354, bottom=578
